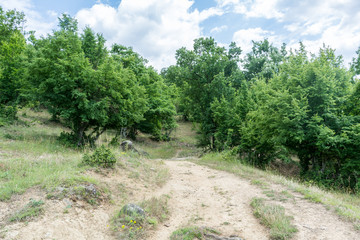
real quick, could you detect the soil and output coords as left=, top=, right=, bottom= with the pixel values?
left=1, top=158, right=359, bottom=240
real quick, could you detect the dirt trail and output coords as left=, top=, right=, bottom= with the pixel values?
left=148, top=160, right=268, bottom=239
left=148, top=160, right=359, bottom=240
left=1, top=159, right=359, bottom=240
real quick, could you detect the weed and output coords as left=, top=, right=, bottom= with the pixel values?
left=82, top=145, right=117, bottom=168
left=250, top=198, right=297, bottom=240
left=9, top=199, right=44, bottom=222
left=170, top=226, right=220, bottom=240
left=112, top=195, right=169, bottom=239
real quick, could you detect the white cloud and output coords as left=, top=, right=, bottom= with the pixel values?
left=0, top=0, right=57, bottom=37
left=232, top=27, right=279, bottom=54
left=279, top=0, right=360, bottom=64
left=210, top=25, right=228, bottom=34
left=76, top=0, right=218, bottom=70
left=220, top=0, right=360, bottom=65
left=216, top=0, right=284, bottom=20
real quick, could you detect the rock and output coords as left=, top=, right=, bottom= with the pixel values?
left=204, top=233, right=243, bottom=240
left=83, top=184, right=97, bottom=196
left=120, top=203, right=145, bottom=217
left=121, top=140, right=133, bottom=151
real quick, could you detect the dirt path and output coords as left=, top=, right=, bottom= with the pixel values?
left=148, top=160, right=268, bottom=239
left=1, top=159, right=359, bottom=240
left=148, top=160, right=359, bottom=240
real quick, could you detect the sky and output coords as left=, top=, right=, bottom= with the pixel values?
left=1, top=0, right=360, bottom=70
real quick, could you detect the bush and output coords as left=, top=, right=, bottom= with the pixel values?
left=57, top=131, right=78, bottom=147
left=0, top=105, right=17, bottom=126
left=82, top=145, right=117, bottom=168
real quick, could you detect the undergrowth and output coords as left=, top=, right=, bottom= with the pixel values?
left=9, top=199, right=44, bottom=222
left=112, top=195, right=169, bottom=239
left=251, top=197, right=297, bottom=240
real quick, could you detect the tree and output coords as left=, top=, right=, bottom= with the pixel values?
left=0, top=7, right=26, bottom=123
left=81, top=26, right=107, bottom=69
left=243, top=39, right=286, bottom=81
left=111, top=44, right=177, bottom=140
left=173, top=37, right=241, bottom=147
left=243, top=44, right=360, bottom=190
left=29, top=14, right=148, bottom=146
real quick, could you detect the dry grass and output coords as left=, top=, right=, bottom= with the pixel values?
left=251, top=197, right=297, bottom=240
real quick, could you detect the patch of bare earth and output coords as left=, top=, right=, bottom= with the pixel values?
left=148, top=160, right=268, bottom=239
left=148, top=160, right=359, bottom=240
left=1, top=160, right=359, bottom=240
left=0, top=169, right=155, bottom=240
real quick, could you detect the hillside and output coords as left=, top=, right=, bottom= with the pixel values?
left=0, top=109, right=359, bottom=240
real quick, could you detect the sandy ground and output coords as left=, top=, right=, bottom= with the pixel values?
left=1, top=159, right=359, bottom=240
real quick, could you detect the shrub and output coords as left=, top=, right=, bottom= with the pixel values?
left=9, top=199, right=44, bottom=222
left=82, top=145, right=117, bottom=168
left=0, top=105, right=17, bottom=126
left=57, top=131, right=78, bottom=147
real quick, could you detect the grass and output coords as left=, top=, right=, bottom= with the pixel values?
left=194, top=151, right=360, bottom=230
left=133, top=120, right=201, bottom=160
left=250, top=198, right=297, bottom=240
left=0, top=109, right=173, bottom=201
left=0, top=117, right=92, bottom=200
left=112, top=195, right=170, bottom=239
left=170, top=226, right=220, bottom=240
left=9, top=199, right=45, bottom=222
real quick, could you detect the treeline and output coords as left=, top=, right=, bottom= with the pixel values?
left=0, top=8, right=176, bottom=146
left=1, top=7, right=360, bottom=192
left=162, top=38, right=360, bottom=192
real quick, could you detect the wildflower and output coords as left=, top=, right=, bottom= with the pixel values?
left=134, top=221, right=136, bottom=224
left=122, top=225, right=125, bottom=229
left=130, top=220, right=133, bottom=223
left=130, top=227, right=133, bottom=230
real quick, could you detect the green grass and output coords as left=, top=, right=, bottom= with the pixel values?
left=170, top=226, right=220, bottom=240
left=0, top=109, right=98, bottom=201
left=9, top=199, right=45, bottom=222
left=251, top=198, right=297, bottom=240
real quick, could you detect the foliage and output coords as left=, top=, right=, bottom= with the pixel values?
left=243, top=39, right=286, bottom=81
left=166, top=37, right=242, bottom=147
left=0, top=105, right=17, bottom=126
left=82, top=145, right=117, bottom=168
left=111, top=44, right=177, bottom=140
left=0, top=7, right=27, bottom=123
left=9, top=199, right=44, bottom=222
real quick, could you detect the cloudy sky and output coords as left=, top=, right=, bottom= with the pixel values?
left=1, top=0, right=360, bottom=70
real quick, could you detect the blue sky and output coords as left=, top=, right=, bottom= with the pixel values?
left=1, top=0, right=360, bottom=70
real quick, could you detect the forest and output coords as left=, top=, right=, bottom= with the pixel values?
left=1, top=7, right=360, bottom=193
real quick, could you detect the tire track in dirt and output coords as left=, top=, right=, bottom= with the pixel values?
left=148, top=160, right=359, bottom=240
left=148, top=160, right=268, bottom=240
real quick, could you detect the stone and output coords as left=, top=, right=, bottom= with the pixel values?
left=121, top=140, right=133, bottom=151
left=120, top=203, right=145, bottom=217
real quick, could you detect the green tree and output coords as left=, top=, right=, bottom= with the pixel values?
left=173, top=37, right=241, bottom=147
left=0, top=7, right=27, bottom=124
left=29, top=14, right=148, bottom=146
left=81, top=26, right=107, bottom=69
left=111, top=44, right=177, bottom=140
left=243, top=39, right=286, bottom=81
